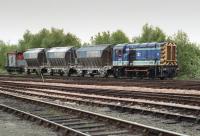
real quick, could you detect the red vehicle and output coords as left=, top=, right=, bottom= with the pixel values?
left=5, top=52, right=26, bottom=73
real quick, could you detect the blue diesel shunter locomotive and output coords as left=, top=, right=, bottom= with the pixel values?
left=112, top=42, right=177, bottom=79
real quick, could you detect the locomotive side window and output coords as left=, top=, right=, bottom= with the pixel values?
left=115, top=49, right=123, bottom=57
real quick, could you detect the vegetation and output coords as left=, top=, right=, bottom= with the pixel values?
left=91, top=30, right=129, bottom=44
left=133, top=24, right=166, bottom=43
left=1, top=25, right=200, bottom=79
left=169, top=31, right=200, bottom=79
left=18, top=28, right=81, bottom=51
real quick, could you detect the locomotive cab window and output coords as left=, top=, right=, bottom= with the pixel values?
left=115, top=49, right=123, bottom=57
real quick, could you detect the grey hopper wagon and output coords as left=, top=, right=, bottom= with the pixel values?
left=46, top=46, right=76, bottom=76
left=23, top=48, right=47, bottom=74
left=76, top=44, right=113, bottom=77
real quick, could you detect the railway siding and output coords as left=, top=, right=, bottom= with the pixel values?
left=1, top=75, right=200, bottom=91
left=0, top=92, right=184, bottom=136
left=1, top=86, right=200, bottom=124
left=1, top=78, right=200, bottom=135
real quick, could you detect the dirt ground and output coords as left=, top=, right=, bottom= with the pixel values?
left=0, top=111, right=57, bottom=136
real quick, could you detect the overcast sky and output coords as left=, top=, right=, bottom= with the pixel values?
left=0, top=0, right=199, bottom=44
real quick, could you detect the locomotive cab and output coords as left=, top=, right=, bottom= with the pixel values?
left=5, top=52, right=26, bottom=74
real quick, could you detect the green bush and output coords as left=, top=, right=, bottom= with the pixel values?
left=170, top=31, right=200, bottom=79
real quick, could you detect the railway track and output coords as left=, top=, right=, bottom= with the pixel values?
left=0, top=91, right=184, bottom=136
left=1, top=81, right=200, bottom=106
left=1, top=81, right=200, bottom=124
left=1, top=77, right=200, bottom=135
left=1, top=74, right=200, bottom=90
left=1, top=84, right=199, bottom=124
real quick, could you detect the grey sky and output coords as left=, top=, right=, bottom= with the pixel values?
left=0, top=0, right=199, bottom=44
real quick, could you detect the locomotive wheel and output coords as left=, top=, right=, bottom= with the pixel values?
left=50, top=72, right=54, bottom=76
left=50, top=70, right=54, bottom=76
left=40, top=71, right=44, bottom=75
left=113, top=69, right=119, bottom=78
left=35, top=70, right=39, bottom=75
left=114, top=73, right=118, bottom=78
left=27, top=70, right=30, bottom=75
left=67, top=72, right=71, bottom=77
left=160, top=77, right=165, bottom=80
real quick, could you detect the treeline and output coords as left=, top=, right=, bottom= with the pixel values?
left=0, top=24, right=200, bottom=79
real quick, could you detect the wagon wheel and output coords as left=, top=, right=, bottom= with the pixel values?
left=67, top=72, right=71, bottom=77
left=100, top=71, right=108, bottom=78
left=104, top=73, right=109, bottom=78
left=27, top=69, right=30, bottom=75
left=60, top=72, right=64, bottom=76
left=35, top=71, right=39, bottom=75
left=17, top=71, right=23, bottom=74
left=90, top=73, right=94, bottom=77
left=50, top=71, right=54, bottom=76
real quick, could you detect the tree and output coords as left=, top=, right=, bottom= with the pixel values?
left=169, top=31, right=200, bottom=78
left=18, top=30, right=33, bottom=51
left=91, top=30, right=129, bottom=45
left=133, top=24, right=166, bottom=43
left=110, top=30, right=129, bottom=44
left=91, top=31, right=111, bottom=44
left=18, top=28, right=81, bottom=51
left=41, top=28, right=66, bottom=48
left=64, top=33, right=81, bottom=47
